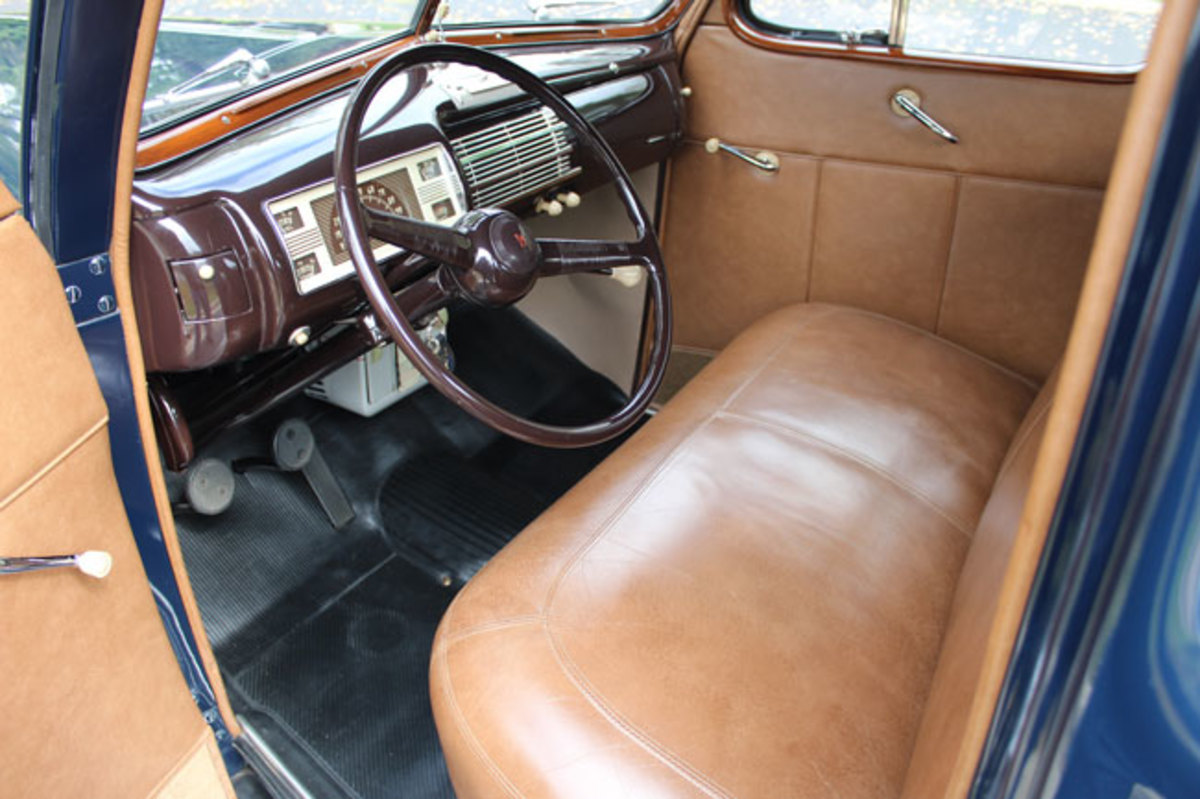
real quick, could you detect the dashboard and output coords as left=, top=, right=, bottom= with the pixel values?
left=131, top=35, right=683, bottom=375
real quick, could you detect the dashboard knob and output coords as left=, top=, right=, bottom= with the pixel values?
left=535, top=197, right=564, bottom=217
left=681, top=86, right=693, bottom=98
left=288, top=326, right=311, bottom=347
left=556, top=191, right=581, bottom=208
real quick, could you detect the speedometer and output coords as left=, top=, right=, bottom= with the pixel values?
left=327, top=181, right=407, bottom=260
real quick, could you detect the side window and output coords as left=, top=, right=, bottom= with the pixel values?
left=0, top=1, right=30, bottom=203
left=747, top=0, right=1161, bottom=70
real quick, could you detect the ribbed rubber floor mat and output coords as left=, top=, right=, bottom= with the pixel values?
left=380, top=452, right=546, bottom=583
left=228, top=556, right=456, bottom=799
left=177, top=467, right=365, bottom=651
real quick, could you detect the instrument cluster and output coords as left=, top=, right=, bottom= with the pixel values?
left=267, top=144, right=467, bottom=295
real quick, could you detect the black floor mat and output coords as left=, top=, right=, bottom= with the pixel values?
left=172, top=307, right=640, bottom=799
left=175, top=465, right=379, bottom=652
left=381, top=453, right=546, bottom=583
left=228, top=557, right=456, bottom=799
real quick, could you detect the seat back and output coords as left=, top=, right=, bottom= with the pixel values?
left=901, top=372, right=1057, bottom=799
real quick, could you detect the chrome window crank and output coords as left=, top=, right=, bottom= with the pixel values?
left=704, top=138, right=781, bottom=172
left=891, top=89, right=959, bottom=144
left=0, top=551, right=112, bottom=579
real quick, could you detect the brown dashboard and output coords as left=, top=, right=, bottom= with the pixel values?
left=131, top=34, right=683, bottom=376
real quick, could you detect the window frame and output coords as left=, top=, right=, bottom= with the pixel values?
left=732, top=0, right=1147, bottom=81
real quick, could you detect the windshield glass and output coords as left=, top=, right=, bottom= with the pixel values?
left=141, top=1, right=422, bottom=133
left=142, top=0, right=673, bottom=135
left=444, top=0, right=667, bottom=25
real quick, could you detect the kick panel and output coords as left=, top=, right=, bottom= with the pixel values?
left=267, top=143, right=467, bottom=295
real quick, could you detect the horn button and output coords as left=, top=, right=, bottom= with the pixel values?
left=450, top=209, right=542, bottom=306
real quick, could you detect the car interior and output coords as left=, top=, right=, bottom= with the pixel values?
left=3, top=0, right=1195, bottom=795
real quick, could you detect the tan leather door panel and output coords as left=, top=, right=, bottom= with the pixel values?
left=0, top=185, right=232, bottom=798
left=663, top=19, right=1129, bottom=381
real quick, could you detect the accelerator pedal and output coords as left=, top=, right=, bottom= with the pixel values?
left=234, top=419, right=355, bottom=530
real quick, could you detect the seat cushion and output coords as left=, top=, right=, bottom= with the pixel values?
left=430, top=304, right=1037, bottom=799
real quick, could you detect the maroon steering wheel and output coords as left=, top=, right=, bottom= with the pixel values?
left=334, top=43, right=671, bottom=448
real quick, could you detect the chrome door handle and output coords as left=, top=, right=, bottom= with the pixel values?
left=704, top=137, right=781, bottom=172
left=0, top=551, right=112, bottom=579
left=891, top=90, right=959, bottom=144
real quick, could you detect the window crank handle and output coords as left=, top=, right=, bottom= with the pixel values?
left=704, top=137, right=781, bottom=172
left=891, top=91, right=959, bottom=144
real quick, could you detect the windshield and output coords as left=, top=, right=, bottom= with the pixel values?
left=445, top=0, right=667, bottom=25
left=141, top=1, right=422, bottom=133
left=141, top=0, right=671, bottom=135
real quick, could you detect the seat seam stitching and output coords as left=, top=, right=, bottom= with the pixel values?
left=834, top=305, right=1040, bottom=390
left=433, top=638, right=527, bottom=799
left=0, top=415, right=109, bottom=511
left=716, top=305, right=840, bottom=412
left=440, top=615, right=544, bottom=646
left=544, top=619, right=735, bottom=799
left=717, top=409, right=975, bottom=536
left=540, top=414, right=720, bottom=611
left=995, top=395, right=1054, bottom=476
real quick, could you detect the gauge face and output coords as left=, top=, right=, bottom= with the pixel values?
left=273, top=206, right=303, bottom=235
left=327, top=180, right=407, bottom=260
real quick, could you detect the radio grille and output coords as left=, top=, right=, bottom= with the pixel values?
left=450, top=107, right=578, bottom=208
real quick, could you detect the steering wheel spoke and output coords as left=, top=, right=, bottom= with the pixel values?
left=365, top=206, right=474, bottom=271
left=537, top=237, right=650, bottom=276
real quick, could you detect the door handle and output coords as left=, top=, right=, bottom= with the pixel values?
left=891, top=90, right=959, bottom=144
left=0, top=551, right=113, bottom=579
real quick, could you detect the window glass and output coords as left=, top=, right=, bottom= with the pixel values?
left=0, top=0, right=29, bottom=204
left=444, top=0, right=669, bottom=27
left=142, top=0, right=422, bottom=134
left=749, top=0, right=891, bottom=40
left=905, top=0, right=1161, bottom=67
left=746, top=0, right=1161, bottom=69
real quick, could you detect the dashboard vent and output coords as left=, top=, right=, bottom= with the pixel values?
left=450, top=107, right=579, bottom=208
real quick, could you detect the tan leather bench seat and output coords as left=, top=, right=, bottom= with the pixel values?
left=430, top=303, right=1052, bottom=798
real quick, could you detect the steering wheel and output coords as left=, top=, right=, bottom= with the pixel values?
left=334, top=43, right=671, bottom=448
